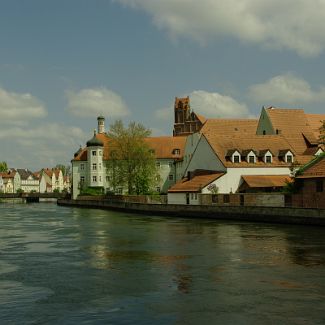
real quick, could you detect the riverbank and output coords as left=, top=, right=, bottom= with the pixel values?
left=57, top=198, right=325, bottom=226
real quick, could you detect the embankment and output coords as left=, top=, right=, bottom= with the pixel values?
left=57, top=199, right=325, bottom=226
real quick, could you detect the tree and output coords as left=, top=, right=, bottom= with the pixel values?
left=55, top=164, right=71, bottom=176
left=0, top=161, right=8, bottom=173
left=106, top=120, right=157, bottom=195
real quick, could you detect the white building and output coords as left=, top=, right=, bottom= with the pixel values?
left=168, top=106, right=325, bottom=204
left=71, top=117, right=187, bottom=199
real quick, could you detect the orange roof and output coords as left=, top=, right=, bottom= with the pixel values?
left=241, top=175, right=292, bottom=188
left=297, top=155, right=325, bottom=178
left=168, top=172, right=224, bottom=192
left=265, top=108, right=321, bottom=153
left=203, top=133, right=305, bottom=167
left=73, top=134, right=187, bottom=161
left=0, top=172, right=14, bottom=179
left=305, top=114, right=325, bottom=138
left=200, top=119, right=258, bottom=136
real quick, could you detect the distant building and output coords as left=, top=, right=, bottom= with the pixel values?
left=40, top=168, right=65, bottom=192
left=16, top=169, right=39, bottom=193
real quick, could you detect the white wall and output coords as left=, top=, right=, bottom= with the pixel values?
left=202, top=167, right=291, bottom=194
left=186, top=136, right=226, bottom=174
left=167, top=192, right=187, bottom=205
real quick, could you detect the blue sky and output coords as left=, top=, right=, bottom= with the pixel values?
left=1, top=0, right=325, bottom=170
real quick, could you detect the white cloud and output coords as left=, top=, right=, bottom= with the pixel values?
left=191, top=90, right=250, bottom=118
left=0, top=123, right=87, bottom=169
left=249, top=73, right=325, bottom=105
left=0, top=87, right=47, bottom=124
left=116, top=0, right=325, bottom=57
left=66, top=87, right=129, bottom=118
left=155, top=90, right=250, bottom=121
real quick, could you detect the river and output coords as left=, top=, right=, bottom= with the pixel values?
left=0, top=203, right=325, bottom=324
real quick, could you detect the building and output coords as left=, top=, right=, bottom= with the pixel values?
left=40, top=168, right=65, bottom=193
left=294, top=154, right=325, bottom=208
left=0, top=173, right=14, bottom=193
left=16, top=169, right=39, bottom=193
left=168, top=105, right=325, bottom=204
left=173, top=97, right=206, bottom=136
left=71, top=117, right=187, bottom=199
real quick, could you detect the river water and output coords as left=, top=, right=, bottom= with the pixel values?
left=0, top=203, right=325, bottom=324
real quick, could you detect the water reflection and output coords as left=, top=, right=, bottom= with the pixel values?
left=1, top=204, right=325, bottom=324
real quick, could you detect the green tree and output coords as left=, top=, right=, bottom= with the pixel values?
left=106, top=120, right=157, bottom=195
left=0, top=161, right=8, bottom=172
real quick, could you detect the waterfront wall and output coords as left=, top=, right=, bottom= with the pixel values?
left=58, top=198, right=325, bottom=226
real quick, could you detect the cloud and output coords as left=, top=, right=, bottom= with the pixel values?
left=0, top=87, right=47, bottom=124
left=0, top=123, right=87, bottom=169
left=249, top=73, right=325, bottom=105
left=116, top=0, right=325, bottom=57
left=155, top=90, right=250, bottom=121
left=66, top=87, right=130, bottom=118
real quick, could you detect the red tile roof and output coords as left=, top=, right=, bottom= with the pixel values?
left=73, top=134, right=187, bottom=161
left=168, top=172, right=224, bottom=192
left=296, top=155, right=325, bottom=178
left=241, top=175, right=292, bottom=188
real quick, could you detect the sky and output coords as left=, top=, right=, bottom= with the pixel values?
left=1, top=0, right=325, bottom=170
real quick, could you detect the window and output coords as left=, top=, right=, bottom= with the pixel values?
left=117, top=187, right=123, bottom=194
left=194, top=193, right=197, bottom=200
left=80, top=164, right=84, bottom=170
left=233, top=155, right=240, bottom=163
left=92, top=163, right=97, bottom=170
left=248, top=155, right=255, bottom=163
left=106, top=176, right=110, bottom=182
left=316, top=180, right=323, bottom=192
left=265, top=155, right=272, bottom=163
left=156, top=187, right=160, bottom=193
left=169, top=174, right=174, bottom=181
left=99, top=150, right=102, bottom=156
left=263, top=130, right=266, bottom=135
left=80, top=176, right=85, bottom=183
left=173, top=149, right=180, bottom=155
left=92, top=151, right=96, bottom=156
left=168, top=162, right=173, bottom=168
left=156, top=162, right=161, bottom=168
left=92, top=176, right=97, bottom=182
left=286, top=155, right=293, bottom=163
left=99, top=176, right=102, bottom=182
left=99, top=163, right=102, bottom=170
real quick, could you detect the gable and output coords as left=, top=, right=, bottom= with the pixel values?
left=185, top=135, right=226, bottom=174
left=256, top=107, right=275, bottom=135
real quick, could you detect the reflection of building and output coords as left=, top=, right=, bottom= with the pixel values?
left=295, top=154, right=325, bottom=208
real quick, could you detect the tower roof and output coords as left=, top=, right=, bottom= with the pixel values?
left=86, top=130, right=104, bottom=147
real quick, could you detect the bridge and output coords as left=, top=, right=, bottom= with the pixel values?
left=0, top=192, right=69, bottom=203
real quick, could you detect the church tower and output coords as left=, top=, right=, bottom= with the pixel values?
left=97, top=115, right=105, bottom=134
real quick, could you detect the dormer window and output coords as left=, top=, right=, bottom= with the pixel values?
left=315, top=148, right=324, bottom=156
left=173, top=148, right=180, bottom=155
left=248, top=155, right=255, bottom=163
left=286, top=153, right=293, bottom=163
left=243, top=150, right=256, bottom=163
left=265, top=155, right=272, bottom=163
left=278, top=149, right=294, bottom=163
left=233, top=155, right=240, bottom=163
